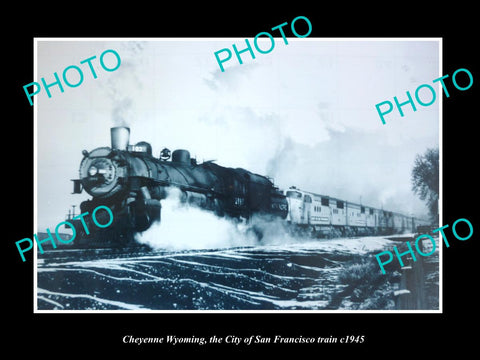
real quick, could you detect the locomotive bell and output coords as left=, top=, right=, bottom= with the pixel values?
left=111, top=126, right=130, bottom=150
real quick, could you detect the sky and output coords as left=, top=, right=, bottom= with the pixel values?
left=35, top=38, right=440, bottom=232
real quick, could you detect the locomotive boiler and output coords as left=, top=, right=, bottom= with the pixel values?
left=70, top=127, right=288, bottom=246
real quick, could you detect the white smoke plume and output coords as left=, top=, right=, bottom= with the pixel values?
left=101, top=41, right=147, bottom=128
left=134, top=188, right=305, bottom=251
left=135, top=188, right=257, bottom=251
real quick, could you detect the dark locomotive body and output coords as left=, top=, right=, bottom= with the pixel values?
left=69, top=127, right=287, bottom=246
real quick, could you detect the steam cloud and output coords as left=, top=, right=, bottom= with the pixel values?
left=135, top=188, right=257, bottom=250
left=102, top=42, right=147, bottom=128
left=135, top=188, right=302, bottom=251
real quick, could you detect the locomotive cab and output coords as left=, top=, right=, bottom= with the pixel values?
left=285, top=187, right=305, bottom=224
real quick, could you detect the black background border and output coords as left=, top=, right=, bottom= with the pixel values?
left=6, top=5, right=477, bottom=355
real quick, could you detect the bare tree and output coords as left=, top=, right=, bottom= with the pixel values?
left=411, top=148, right=439, bottom=222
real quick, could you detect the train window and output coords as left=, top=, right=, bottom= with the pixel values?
left=286, top=191, right=302, bottom=199
left=361, top=206, right=365, bottom=214
left=304, top=195, right=312, bottom=203
left=321, top=197, right=329, bottom=206
left=369, top=208, right=374, bottom=215
left=337, top=201, right=344, bottom=209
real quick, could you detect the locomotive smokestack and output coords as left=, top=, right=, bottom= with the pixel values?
left=111, top=126, right=130, bottom=150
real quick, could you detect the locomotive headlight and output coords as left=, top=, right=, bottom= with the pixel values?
left=79, top=149, right=123, bottom=198
left=88, top=166, right=98, bottom=176
left=89, top=159, right=116, bottom=183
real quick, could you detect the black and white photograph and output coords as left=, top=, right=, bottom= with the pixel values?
left=33, top=38, right=440, bottom=312
left=6, top=8, right=478, bottom=355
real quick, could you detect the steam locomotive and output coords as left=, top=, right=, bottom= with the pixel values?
left=68, top=127, right=428, bottom=247
left=69, top=127, right=288, bottom=246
